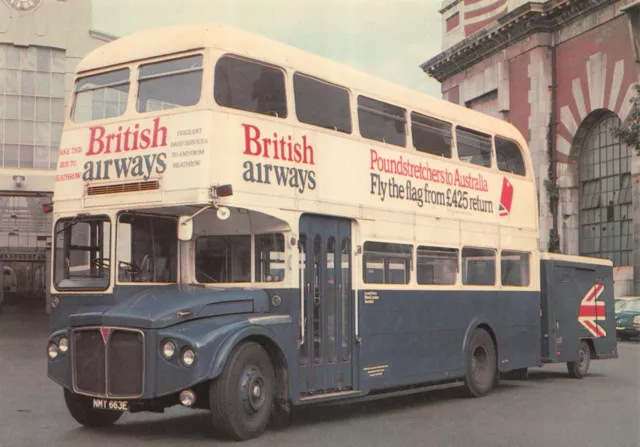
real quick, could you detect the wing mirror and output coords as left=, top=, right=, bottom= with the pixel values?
left=178, top=216, right=193, bottom=241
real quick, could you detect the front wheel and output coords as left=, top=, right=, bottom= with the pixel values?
left=463, top=328, right=497, bottom=398
left=567, top=340, right=591, bottom=379
left=209, top=341, right=275, bottom=441
left=63, top=389, right=123, bottom=427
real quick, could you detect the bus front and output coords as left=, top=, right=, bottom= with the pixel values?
left=47, top=38, right=295, bottom=440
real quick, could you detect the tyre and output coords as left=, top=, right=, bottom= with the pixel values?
left=63, top=388, right=123, bottom=427
left=463, top=328, right=497, bottom=398
left=209, top=341, right=275, bottom=441
left=567, top=340, right=590, bottom=379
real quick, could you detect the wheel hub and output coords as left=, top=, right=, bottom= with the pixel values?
left=239, top=365, right=266, bottom=416
left=471, top=346, right=490, bottom=385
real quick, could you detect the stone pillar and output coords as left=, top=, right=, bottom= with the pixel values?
left=527, top=46, right=553, bottom=252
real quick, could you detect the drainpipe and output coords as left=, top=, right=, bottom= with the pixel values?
left=547, top=37, right=560, bottom=253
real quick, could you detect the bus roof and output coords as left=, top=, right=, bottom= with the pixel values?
left=75, top=22, right=525, bottom=144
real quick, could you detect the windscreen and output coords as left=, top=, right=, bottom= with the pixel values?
left=54, top=216, right=111, bottom=290
left=116, top=213, right=178, bottom=283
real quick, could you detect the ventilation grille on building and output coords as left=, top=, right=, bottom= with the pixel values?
left=87, top=181, right=160, bottom=196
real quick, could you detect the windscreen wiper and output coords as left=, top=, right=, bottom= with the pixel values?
left=56, top=213, right=90, bottom=235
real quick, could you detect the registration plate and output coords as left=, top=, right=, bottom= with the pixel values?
left=92, top=398, right=128, bottom=411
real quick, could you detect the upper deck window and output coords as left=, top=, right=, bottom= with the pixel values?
left=214, top=56, right=287, bottom=118
left=495, top=136, right=526, bottom=176
left=137, top=54, right=203, bottom=113
left=411, top=113, right=452, bottom=158
left=456, top=126, right=492, bottom=168
left=358, top=96, right=406, bottom=147
left=293, top=73, right=351, bottom=133
left=72, top=68, right=130, bottom=123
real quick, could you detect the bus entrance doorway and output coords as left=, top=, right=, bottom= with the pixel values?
left=298, top=215, right=354, bottom=396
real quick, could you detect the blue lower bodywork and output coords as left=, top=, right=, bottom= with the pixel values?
left=48, top=283, right=540, bottom=406
left=48, top=257, right=617, bottom=409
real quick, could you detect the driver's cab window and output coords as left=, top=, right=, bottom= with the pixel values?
left=116, top=213, right=177, bottom=283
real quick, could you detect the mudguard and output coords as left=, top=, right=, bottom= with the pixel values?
left=208, top=324, right=283, bottom=380
left=461, top=316, right=502, bottom=370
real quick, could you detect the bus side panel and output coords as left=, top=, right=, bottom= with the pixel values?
left=356, top=289, right=540, bottom=393
left=539, top=259, right=618, bottom=364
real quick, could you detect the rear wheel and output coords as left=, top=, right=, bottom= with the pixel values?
left=567, top=340, right=590, bottom=379
left=463, top=328, right=497, bottom=397
left=63, top=389, right=123, bottom=427
left=209, top=341, right=275, bottom=441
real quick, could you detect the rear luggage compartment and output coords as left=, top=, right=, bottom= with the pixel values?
left=539, top=253, right=618, bottom=365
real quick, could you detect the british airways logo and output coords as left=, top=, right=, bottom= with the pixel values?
left=498, top=177, right=513, bottom=217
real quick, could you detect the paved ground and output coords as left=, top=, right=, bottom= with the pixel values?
left=0, top=306, right=638, bottom=447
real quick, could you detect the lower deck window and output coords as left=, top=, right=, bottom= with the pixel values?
left=462, top=247, right=495, bottom=286
left=501, top=251, right=530, bottom=286
left=196, top=235, right=251, bottom=283
left=195, top=233, right=285, bottom=283
left=363, top=241, right=412, bottom=284
left=417, top=246, right=458, bottom=285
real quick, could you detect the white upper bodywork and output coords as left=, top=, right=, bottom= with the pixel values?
left=52, top=22, right=542, bottom=291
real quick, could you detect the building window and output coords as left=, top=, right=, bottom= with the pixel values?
left=446, top=12, right=460, bottom=32
left=0, top=45, right=66, bottom=170
left=579, top=113, right=632, bottom=266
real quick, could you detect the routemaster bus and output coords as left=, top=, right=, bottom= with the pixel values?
left=46, top=23, right=618, bottom=441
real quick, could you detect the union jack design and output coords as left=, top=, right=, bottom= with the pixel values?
left=498, top=177, right=513, bottom=217
left=578, top=284, right=607, bottom=338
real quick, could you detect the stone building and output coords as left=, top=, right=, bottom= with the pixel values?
left=422, top=0, right=640, bottom=296
left=0, top=0, right=114, bottom=309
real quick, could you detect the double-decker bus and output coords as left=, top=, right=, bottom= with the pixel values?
left=46, top=23, right=618, bottom=441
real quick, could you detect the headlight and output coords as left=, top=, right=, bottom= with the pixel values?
left=47, top=343, right=59, bottom=359
left=58, top=337, right=69, bottom=353
left=633, top=316, right=640, bottom=326
left=162, top=340, right=176, bottom=359
left=182, top=348, right=196, bottom=367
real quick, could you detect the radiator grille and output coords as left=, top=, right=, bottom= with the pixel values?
left=73, top=330, right=106, bottom=395
left=73, top=327, right=144, bottom=398
left=87, top=181, right=159, bottom=196
left=108, top=331, right=144, bottom=397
